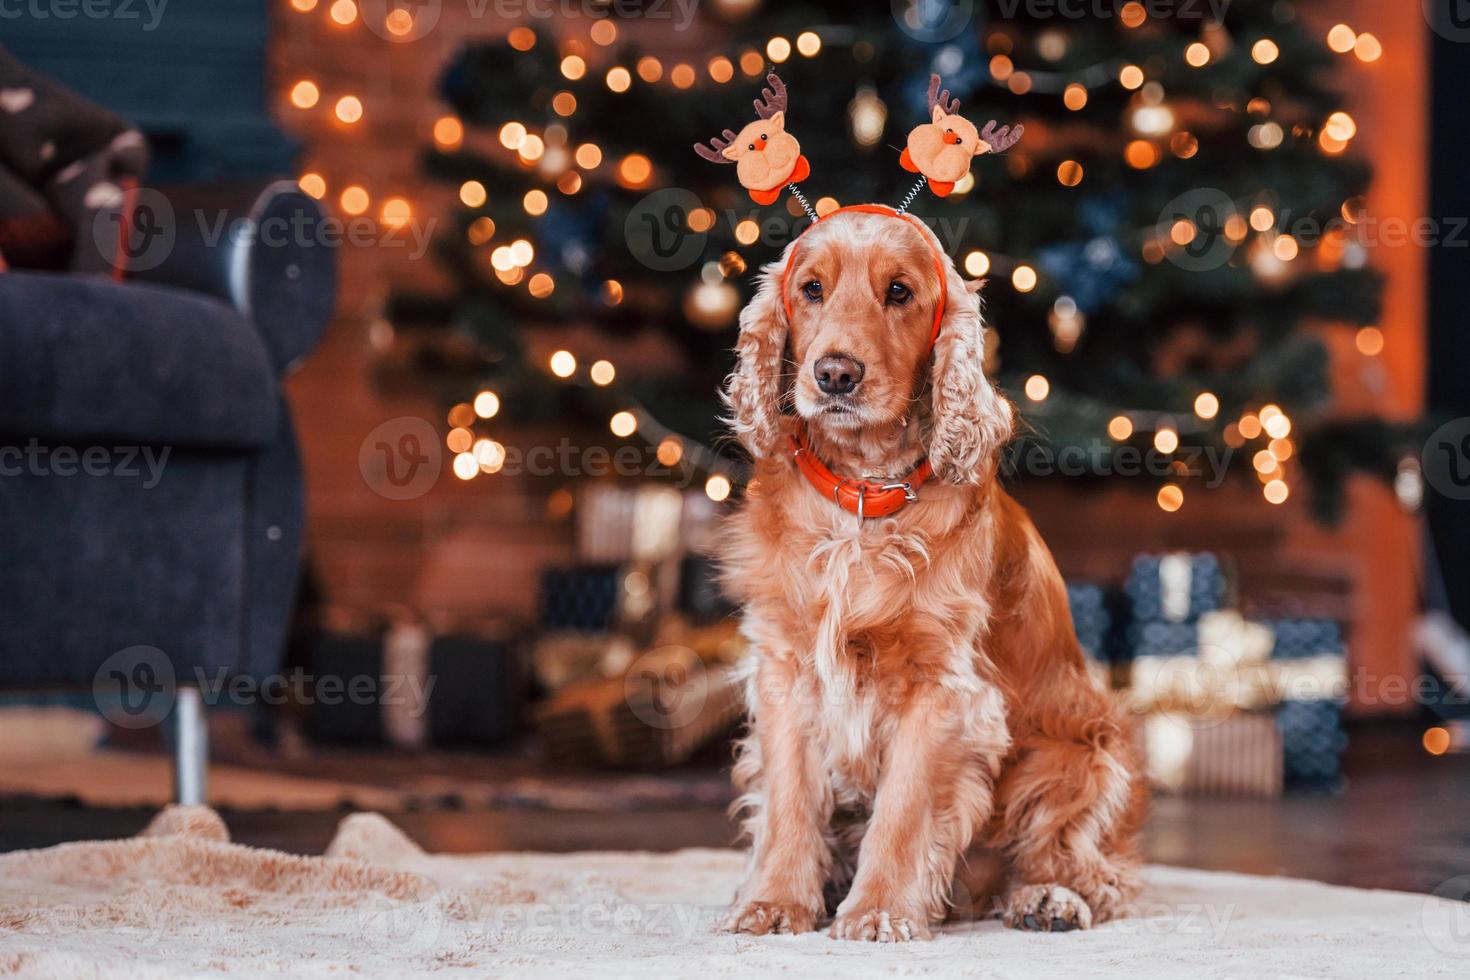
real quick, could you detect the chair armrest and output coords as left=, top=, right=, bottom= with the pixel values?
left=0, top=272, right=280, bottom=448
left=123, top=181, right=337, bottom=373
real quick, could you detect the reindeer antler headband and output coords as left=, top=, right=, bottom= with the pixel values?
left=694, top=73, right=1021, bottom=220
left=897, top=74, right=1023, bottom=211
left=693, top=72, right=1022, bottom=351
left=693, top=72, right=815, bottom=219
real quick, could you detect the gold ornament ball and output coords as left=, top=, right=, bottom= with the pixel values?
left=718, top=251, right=747, bottom=278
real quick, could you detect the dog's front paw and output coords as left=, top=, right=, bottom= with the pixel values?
left=723, top=899, right=817, bottom=936
left=1001, top=884, right=1093, bottom=932
left=829, top=908, right=932, bottom=943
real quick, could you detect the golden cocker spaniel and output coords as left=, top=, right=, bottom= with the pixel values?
left=718, top=208, right=1146, bottom=942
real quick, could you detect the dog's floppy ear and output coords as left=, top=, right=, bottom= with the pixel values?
left=926, top=264, right=1013, bottom=484
left=722, top=259, right=790, bottom=459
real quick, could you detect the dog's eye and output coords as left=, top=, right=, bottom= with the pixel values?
left=802, top=280, right=823, bottom=302
left=887, top=281, right=912, bottom=305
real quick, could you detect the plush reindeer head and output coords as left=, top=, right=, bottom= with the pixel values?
left=901, top=76, right=1023, bottom=194
left=694, top=74, right=808, bottom=202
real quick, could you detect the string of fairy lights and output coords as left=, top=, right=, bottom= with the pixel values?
left=280, top=0, right=1397, bottom=513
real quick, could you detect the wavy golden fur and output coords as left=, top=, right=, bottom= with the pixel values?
left=718, top=210, right=1146, bottom=942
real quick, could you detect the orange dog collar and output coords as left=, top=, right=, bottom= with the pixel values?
left=790, top=427, right=934, bottom=520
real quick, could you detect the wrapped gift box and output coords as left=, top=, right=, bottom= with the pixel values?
left=1259, top=618, right=1345, bottom=659
left=1126, top=552, right=1229, bottom=623
left=306, top=620, right=526, bottom=749
left=534, top=655, right=743, bottom=769
left=426, top=633, right=527, bottom=747
left=1130, top=610, right=1348, bottom=796
left=1128, top=620, right=1201, bottom=660
left=1276, top=698, right=1348, bottom=787
left=1143, top=711, right=1284, bottom=798
left=539, top=566, right=620, bottom=631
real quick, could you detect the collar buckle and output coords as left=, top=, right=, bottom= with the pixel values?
left=878, top=481, right=918, bottom=502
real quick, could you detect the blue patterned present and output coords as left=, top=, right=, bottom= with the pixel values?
left=1126, top=553, right=1227, bottom=623
left=1067, top=583, right=1111, bottom=661
left=1258, top=618, right=1345, bottom=660
left=1128, top=620, right=1200, bottom=660
left=539, top=566, right=620, bottom=631
left=1276, top=698, right=1348, bottom=786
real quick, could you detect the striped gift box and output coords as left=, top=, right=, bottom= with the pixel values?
left=1143, top=711, right=1284, bottom=798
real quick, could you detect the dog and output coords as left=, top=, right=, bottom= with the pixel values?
left=717, top=208, right=1146, bottom=942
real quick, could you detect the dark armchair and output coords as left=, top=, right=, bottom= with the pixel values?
left=0, top=181, right=335, bottom=799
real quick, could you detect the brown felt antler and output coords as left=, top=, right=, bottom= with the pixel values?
left=980, top=119, right=1024, bottom=153
left=693, top=127, right=739, bottom=164
left=753, top=72, right=787, bottom=120
left=927, top=74, right=960, bottom=116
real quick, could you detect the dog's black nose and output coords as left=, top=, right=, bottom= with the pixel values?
left=815, top=354, right=864, bottom=395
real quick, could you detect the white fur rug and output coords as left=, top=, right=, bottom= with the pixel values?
left=0, top=806, right=1464, bottom=978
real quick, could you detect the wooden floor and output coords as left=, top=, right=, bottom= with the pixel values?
left=2, top=723, right=1466, bottom=895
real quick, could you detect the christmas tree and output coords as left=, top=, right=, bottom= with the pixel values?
left=390, top=0, right=1415, bottom=519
